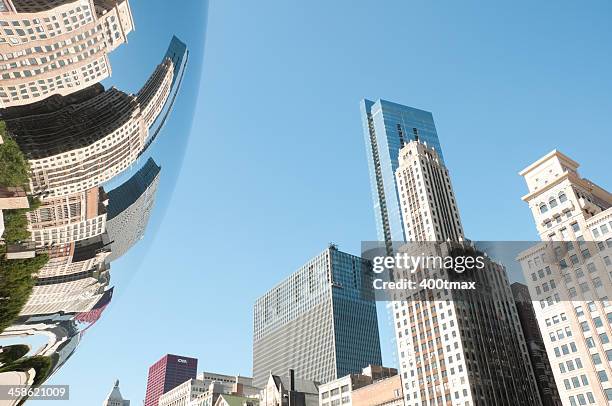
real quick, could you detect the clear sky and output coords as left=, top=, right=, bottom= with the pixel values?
left=48, top=0, right=612, bottom=403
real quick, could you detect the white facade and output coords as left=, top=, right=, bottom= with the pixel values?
left=21, top=60, right=173, bottom=198
left=159, top=379, right=209, bottom=406
left=518, top=150, right=612, bottom=405
left=161, top=374, right=259, bottom=406
left=0, top=0, right=134, bottom=108
left=36, top=242, right=109, bottom=279
left=392, top=140, right=541, bottom=405
left=395, top=140, right=464, bottom=242
left=20, top=270, right=108, bottom=316
left=28, top=187, right=108, bottom=247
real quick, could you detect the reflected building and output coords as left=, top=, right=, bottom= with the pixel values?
left=0, top=0, right=134, bottom=108
left=36, top=235, right=110, bottom=278
left=106, top=157, right=161, bottom=262
left=0, top=7, right=189, bottom=396
left=252, top=245, right=382, bottom=388
left=3, top=36, right=181, bottom=197
left=28, top=186, right=109, bottom=247
left=21, top=263, right=110, bottom=316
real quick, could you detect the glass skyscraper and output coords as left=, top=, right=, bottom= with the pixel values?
left=252, top=245, right=382, bottom=388
left=360, top=99, right=443, bottom=251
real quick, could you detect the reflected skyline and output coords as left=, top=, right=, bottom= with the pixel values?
left=0, top=1, right=196, bottom=402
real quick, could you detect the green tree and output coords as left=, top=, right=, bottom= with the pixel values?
left=2, top=209, right=30, bottom=243
left=0, top=122, right=30, bottom=189
left=0, top=254, right=48, bottom=333
left=0, top=344, right=30, bottom=365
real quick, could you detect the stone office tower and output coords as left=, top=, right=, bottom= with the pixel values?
left=391, top=140, right=542, bottom=406
left=518, top=150, right=612, bottom=405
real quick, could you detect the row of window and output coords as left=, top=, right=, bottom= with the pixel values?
left=539, top=191, right=568, bottom=213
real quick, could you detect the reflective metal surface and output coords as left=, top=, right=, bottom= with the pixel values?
left=0, top=1, right=207, bottom=402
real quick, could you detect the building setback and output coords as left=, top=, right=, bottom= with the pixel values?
left=252, top=245, right=382, bottom=388
left=0, top=0, right=134, bottom=108
left=517, top=150, right=612, bottom=405
left=361, top=99, right=443, bottom=252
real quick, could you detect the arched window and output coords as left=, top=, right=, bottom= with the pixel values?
left=549, top=198, right=558, bottom=208
left=540, top=204, right=548, bottom=214
left=559, top=192, right=567, bottom=203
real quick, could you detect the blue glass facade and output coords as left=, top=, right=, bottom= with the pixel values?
left=252, top=246, right=381, bottom=386
left=329, top=248, right=381, bottom=378
left=361, top=99, right=443, bottom=248
left=164, top=35, right=188, bottom=85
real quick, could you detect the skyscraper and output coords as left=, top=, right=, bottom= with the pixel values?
left=143, top=354, right=198, bottom=406
left=395, top=139, right=463, bottom=242
left=517, top=150, right=612, bottom=405
left=4, top=36, right=181, bottom=197
left=361, top=99, right=443, bottom=252
left=0, top=0, right=134, bottom=108
left=391, top=140, right=542, bottom=405
left=106, top=157, right=161, bottom=262
left=27, top=186, right=109, bottom=247
left=252, top=245, right=382, bottom=388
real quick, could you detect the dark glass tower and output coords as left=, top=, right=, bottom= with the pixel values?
left=252, top=245, right=381, bottom=388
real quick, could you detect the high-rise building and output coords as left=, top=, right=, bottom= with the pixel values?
left=27, top=186, right=108, bottom=247
left=511, top=282, right=562, bottom=406
left=391, top=140, right=542, bottom=405
left=252, top=245, right=382, bottom=388
left=361, top=99, right=443, bottom=252
left=102, top=379, right=130, bottom=406
left=144, top=354, right=198, bottom=406
left=517, top=150, right=612, bottom=405
left=4, top=36, right=181, bottom=197
left=105, top=157, right=161, bottom=262
left=35, top=236, right=110, bottom=279
left=395, top=139, right=463, bottom=242
left=0, top=0, right=134, bottom=108
left=20, top=264, right=110, bottom=316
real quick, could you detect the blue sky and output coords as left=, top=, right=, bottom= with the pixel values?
left=48, top=0, right=611, bottom=403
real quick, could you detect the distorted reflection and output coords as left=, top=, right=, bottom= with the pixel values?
left=0, top=0, right=192, bottom=401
